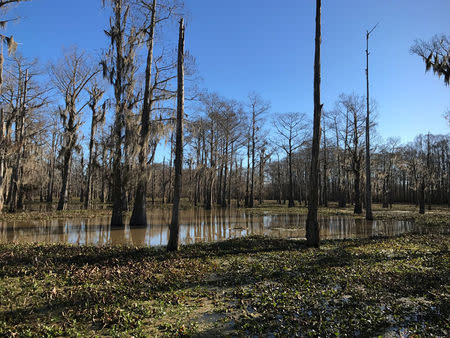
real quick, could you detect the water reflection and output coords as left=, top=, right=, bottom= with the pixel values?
left=0, top=207, right=439, bottom=247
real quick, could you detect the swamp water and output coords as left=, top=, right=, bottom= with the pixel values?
left=0, top=207, right=436, bottom=247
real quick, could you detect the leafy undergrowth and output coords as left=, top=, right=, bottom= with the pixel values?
left=0, top=234, right=449, bottom=336
left=0, top=209, right=113, bottom=222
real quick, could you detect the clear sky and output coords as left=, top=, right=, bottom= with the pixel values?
left=4, top=0, right=450, bottom=144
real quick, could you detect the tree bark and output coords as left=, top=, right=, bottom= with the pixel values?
left=365, top=28, right=374, bottom=220
left=9, top=70, right=27, bottom=213
left=130, top=0, right=157, bottom=227
left=84, top=90, right=105, bottom=209
left=167, top=18, right=185, bottom=252
left=110, top=1, right=126, bottom=227
left=306, top=0, right=322, bottom=248
left=288, top=145, right=294, bottom=207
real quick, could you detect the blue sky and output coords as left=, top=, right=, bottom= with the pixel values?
left=4, top=0, right=450, bottom=145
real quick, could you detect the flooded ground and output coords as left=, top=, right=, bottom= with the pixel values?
left=0, top=207, right=438, bottom=246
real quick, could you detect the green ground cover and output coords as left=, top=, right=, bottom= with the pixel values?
left=1, top=232, right=448, bottom=337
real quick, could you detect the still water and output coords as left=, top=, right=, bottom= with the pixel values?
left=0, top=208, right=431, bottom=247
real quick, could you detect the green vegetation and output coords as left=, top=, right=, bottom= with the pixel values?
left=0, top=208, right=113, bottom=222
left=1, top=233, right=448, bottom=336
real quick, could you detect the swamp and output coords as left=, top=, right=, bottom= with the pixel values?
left=0, top=0, right=449, bottom=336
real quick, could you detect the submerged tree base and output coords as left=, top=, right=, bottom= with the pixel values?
left=0, top=233, right=448, bottom=336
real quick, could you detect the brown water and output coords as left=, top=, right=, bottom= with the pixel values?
left=0, top=207, right=432, bottom=247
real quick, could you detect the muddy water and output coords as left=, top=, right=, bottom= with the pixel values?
left=0, top=208, right=429, bottom=247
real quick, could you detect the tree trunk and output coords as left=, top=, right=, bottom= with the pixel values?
left=9, top=70, right=27, bottom=213
left=419, top=178, right=425, bottom=214
left=250, top=113, right=256, bottom=208
left=305, top=0, right=322, bottom=248
left=365, top=28, right=374, bottom=220
left=57, top=150, right=71, bottom=211
left=322, top=122, right=328, bottom=207
left=167, top=19, right=185, bottom=252
left=354, top=163, right=362, bottom=214
left=288, top=148, right=294, bottom=207
left=130, top=0, right=157, bottom=227
left=46, top=130, right=57, bottom=203
left=258, top=148, right=264, bottom=204
left=110, top=0, right=127, bottom=227
left=245, top=137, right=250, bottom=207
left=0, top=108, right=7, bottom=212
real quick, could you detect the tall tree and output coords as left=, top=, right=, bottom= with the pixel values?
left=130, top=0, right=157, bottom=226
left=102, top=0, right=140, bottom=227
left=340, top=94, right=366, bottom=214
left=364, top=24, right=377, bottom=220
left=130, top=0, right=180, bottom=226
left=273, top=112, right=307, bottom=208
left=84, top=83, right=106, bottom=209
left=0, top=0, right=27, bottom=213
left=50, top=49, right=97, bottom=211
left=7, top=69, right=27, bottom=212
left=305, top=0, right=322, bottom=248
left=246, top=92, right=269, bottom=208
left=167, top=18, right=185, bottom=252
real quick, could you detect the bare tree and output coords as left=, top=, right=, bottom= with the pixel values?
left=130, top=0, right=180, bottom=226
left=50, top=48, right=97, bottom=211
left=306, top=0, right=322, bottom=248
left=102, top=0, right=141, bottom=227
left=0, top=0, right=28, bottom=212
left=246, top=92, right=269, bottom=208
left=340, top=94, right=366, bottom=214
left=129, top=0, right=157, bottom=226
left=273, top=112, right=308, bottom=207
left=84, top=82, right=106, bottom=209
left=364, top=24, right=377, bottom=220
left=3, top=57, right=49, bottom=212
left=167, top=18, right=184, bottom=252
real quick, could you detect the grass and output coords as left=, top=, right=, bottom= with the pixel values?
left=0, top=233, right=449, bottom=337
